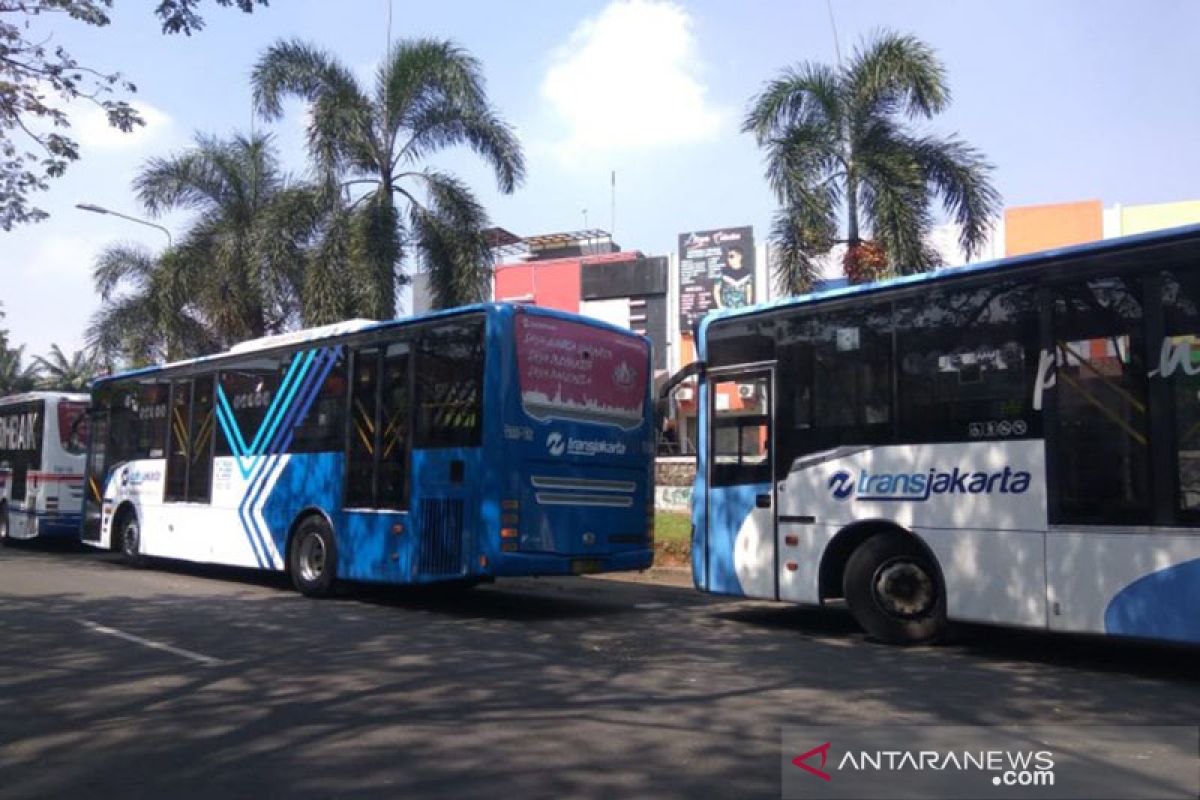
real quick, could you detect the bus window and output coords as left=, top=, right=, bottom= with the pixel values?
left=377, top=343, right=410, bottom=508
left=416, top=322, right=484, bottom=448
left=710, top=372, right=771, bottom=486
left=346, top=347, right=381, bottom=508
left=1163, top=268, right=1200, bottom=516
left=1050, top=276, right=1151, bottom=524
left=57, top=401, right=89, bottom=455
left=896, top=282, right=1040, bottom=443
left=187, top=375, right=214, bottom=503
left=165, top=377, right=214, bottom=504
left=811, top=303, right=893, bottom=448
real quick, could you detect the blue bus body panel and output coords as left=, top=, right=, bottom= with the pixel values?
left=1105, top=558, right=1200, bottom=644
left=705, top=482, right=769, bottom=598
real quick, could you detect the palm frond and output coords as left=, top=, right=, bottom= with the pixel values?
left=846, top=30, right=949, bottom=120
left=93, top=243, right=157, bottom=301
left=743, top=63, right=842, bottom=143
left=907, top=134, right=1001, bottom=259
left=405, top=171, right=492, bottom=309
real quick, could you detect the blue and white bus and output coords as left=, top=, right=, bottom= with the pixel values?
left=0, top=392, right=89, bottom=542
left=82, top=304, right=655, bottom=595
left=676, top=224, right=1200, bottom=645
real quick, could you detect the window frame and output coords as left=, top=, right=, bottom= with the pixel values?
left=707, top=366, right=774, bottom=487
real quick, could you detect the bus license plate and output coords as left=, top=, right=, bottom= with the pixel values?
left=571, top=559, right=604, bottom=575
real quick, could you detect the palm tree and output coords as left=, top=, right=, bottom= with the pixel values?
left=87, top=243, right=217, bottom=366
left=33, top=345, right=99, bottom=391
left=252, top=38, right=525, bottom=315
left=745, top=31, right=1001, bottom=293
left=134, top=131, right=321, bottom=342
left=0, top=344, right=41, bottom=395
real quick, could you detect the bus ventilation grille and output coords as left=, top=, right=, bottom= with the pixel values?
left=418, top=498, right=465, bottom=575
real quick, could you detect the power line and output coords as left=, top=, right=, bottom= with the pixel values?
left=825, top=0, right=843, bottom=68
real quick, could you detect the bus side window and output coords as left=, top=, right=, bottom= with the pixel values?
left=346, top=347, right=381, bottom=508
left=1162, top=268, right=1200, bottom=518
left=810, top=302, right=893, bottom=449
left=415, top=322, right=484, bottom=449
left=1049, top=275, right=1151, bottom=524
left=896, top=282, right=1040, bottom=443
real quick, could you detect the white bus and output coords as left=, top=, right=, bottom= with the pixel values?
left=0, top=392, right=89, bottom=542
left=676, top=224, right=1200, bottom=645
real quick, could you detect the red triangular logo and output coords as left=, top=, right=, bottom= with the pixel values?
left=791, top=741, right=832, bottom=781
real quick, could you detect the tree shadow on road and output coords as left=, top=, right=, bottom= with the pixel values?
left=1, top=548, right=1198, bottom=799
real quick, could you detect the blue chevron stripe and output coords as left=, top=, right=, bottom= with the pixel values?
left=246, top=350, right=309, bottom=454
left=217, top=350, right=316, bottom=480
left=232, top=349, right=319, bottom=565
left=215, top=389, right=249, bottom=456
left=239, top=347, right=338, bottom=568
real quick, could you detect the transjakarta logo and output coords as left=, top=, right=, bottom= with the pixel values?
left=828, top=467, right=1032, bottom=502
left=545, top=432, right=626, bottom=457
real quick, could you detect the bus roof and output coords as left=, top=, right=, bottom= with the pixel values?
left=0, top=391, right=89, bottom=406
left=94, top=302, right=650, bottom=386
left=698, top=222, right=1200, bottom=342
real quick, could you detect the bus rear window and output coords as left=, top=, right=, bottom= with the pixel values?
left=516, top=314, right=648, bottom=428
left=58, top=401, right=89, bottom=455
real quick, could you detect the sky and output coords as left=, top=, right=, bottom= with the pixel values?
left=3, top=0, right=1199, bottom=358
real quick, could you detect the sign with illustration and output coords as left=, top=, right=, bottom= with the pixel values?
left=678, top=226, right=756, bottom=331
left=516, top=313, right=648, bottom=429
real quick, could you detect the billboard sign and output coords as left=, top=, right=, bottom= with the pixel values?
left=678, top=226, right=756, bottom=332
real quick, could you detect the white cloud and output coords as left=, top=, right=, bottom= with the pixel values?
left=540, top=0, right=727, bottom=157
left=73, top=100, right=172, bottom=153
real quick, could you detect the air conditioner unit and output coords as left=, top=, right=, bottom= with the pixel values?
left=738, top=384, right=756, bottom=399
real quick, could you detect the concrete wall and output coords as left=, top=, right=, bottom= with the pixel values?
left=1120, top=200, right=1200, bottom=235
left=1004, top=200, right=1103, bottom=256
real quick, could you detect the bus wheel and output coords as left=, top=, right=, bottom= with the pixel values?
left=0, top=503, right=9, bottom=546
left=289, top=517, right=337, bottom=598
left=118, top=513, right=145, bottom=567
left=843, top=531, right=946, bottom=645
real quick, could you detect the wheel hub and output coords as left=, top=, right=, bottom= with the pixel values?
left=299, top=534, right=326, bottom=583
left=873, top=559, right=935, bottom=619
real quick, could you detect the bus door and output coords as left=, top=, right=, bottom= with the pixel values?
left=409, top=321, right=484, bottom=579
left=82, top=405, right=109, bottom=544
left=705, top=367, right=777, bottom=600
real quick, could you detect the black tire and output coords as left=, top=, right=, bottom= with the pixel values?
left=117, top=511, right=145, bottom=567
left=289, top=517, right=338, bottom=598
left=0, top=503, right=10, bottom=546
left=843, top=531, right=946, bottom=645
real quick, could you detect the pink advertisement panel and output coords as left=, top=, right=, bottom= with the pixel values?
left=516, top=313, right=648, bottom=429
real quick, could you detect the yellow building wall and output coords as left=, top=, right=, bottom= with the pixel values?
left=1120, top=200, right=1200, bottom=235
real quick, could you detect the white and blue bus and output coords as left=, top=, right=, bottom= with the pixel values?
left=0, top=392, right=89, bottom=543
left=82, top=305, right=655, bottom=595
left=677, top=224, right=1200, bottom=645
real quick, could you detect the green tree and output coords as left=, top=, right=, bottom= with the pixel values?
left=0, top=0, right=269, bottom=230
left=0, top=344, right=40, bottom=394
left=252, top=38, right=525, bottom=317
left=133, top=131, right=321, bottom=343
left=744, top=31, right=1001, bottom=294
left=33, top=344, right=98, bottom=391
left=86, top=243, right=216, bottom=366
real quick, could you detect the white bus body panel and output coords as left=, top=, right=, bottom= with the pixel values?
left=1046, top=530, right=1200, bottom=635
left=102, top=455, right=288, bottom=569
left=778, top=440, right=1048, bottom=627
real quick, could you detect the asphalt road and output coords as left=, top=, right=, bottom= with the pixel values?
left=0, top=542, right=1197, bottom=799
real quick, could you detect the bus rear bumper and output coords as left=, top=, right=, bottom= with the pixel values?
left=8, top=511, right=82, bottom=540
left=494, top=548, right=653, bottom=577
